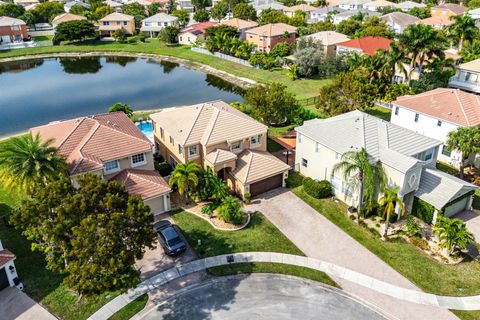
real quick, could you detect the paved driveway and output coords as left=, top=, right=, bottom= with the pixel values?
left=455, top=210, right=480, bottom=243
left=137, top=274, right=387, bottom=320
left=248, top=188, right=457, bottom=320
left=0, top=287, right=56, bottom=320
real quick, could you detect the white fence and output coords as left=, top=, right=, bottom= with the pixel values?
left=191, top=47, right=252, bottom=67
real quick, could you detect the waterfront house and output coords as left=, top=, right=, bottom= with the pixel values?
left=99, top=12, right=135, bottom=38
left=31, top=112, right=172, bottom=215
left=245, top=23, right=297, bottom=53
left=150, top=101, right=290, bottom=197
left=336, top=35, right=392, bottom=56
left=52, top=13, right=87, bottom=29
left=140, top=13, right=178, bottom=38
left=178, top=21, right=216, bottom=45
left=221, top=18, right=259, bottom=40
left=0, top=16, right=28, bottom=45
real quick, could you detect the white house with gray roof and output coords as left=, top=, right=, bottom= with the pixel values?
left=380, top=11, right=419, bottom=33
left=394, top=0, right=426, bottom=11
left=295, top=110, right=477, bottom=220
left=140, top=13, right=178, bottom=38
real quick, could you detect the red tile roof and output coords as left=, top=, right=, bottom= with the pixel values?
left=393, top=88, right=480, bottom=127
left=111, top=169, right=171, bottom=200
left=31, top=112, right=153, bottom=175
left=0, top=249, right=15, bottom=267
left=336, top=36, right=392, bottom=56
left=181, top=21, right=216, bottom=35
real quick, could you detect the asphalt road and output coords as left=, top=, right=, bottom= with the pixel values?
left=139, top=274, right=388, bottom=320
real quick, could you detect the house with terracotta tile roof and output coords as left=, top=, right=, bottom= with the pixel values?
left=245, top=23, right=297, bottom=53
left=391, top=88, right=480, bottom=169
left=431, top=3, right=466, bottom=18
left=178, top=21, right=216, bottom=45
left=31, top=112, right=172, bottom=215
left=221, top=18, right=258, bottom=40
left=419, top=15, right=454, bottom=30
left=336, top=36, right=392, bottom=56
left=0, top=240, right=19, bottom=291
left=150, top=101, right=291, bottom=197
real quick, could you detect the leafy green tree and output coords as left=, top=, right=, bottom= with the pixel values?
left=270, top=42, right=290, bottom=58
left=123, top=2, right=146, bottom=29
left=195, top=167, right=228, bottom=201
left=191, top=0, right=210, bottom=9
left=469, top=0, right=480, bottom=8
left=158, top=25, right=180, bottom=44
left=69, top=5, right=88, bottom=15
left=172, top=9, right=189, bottom=26
left=288, top=10, right=306, bottom=27
left=355, top=16, right=393, bottom=38
left=232, top=3, right=256, bottom=20
left=112, top=28, right=126, bottom=41
left=193, top=8, right=210, bottom=22
left=381, top=83, right=413, bottom=102
left=447, top=15, right=477, bottom=50
left=311, top=21, right=335, bottom=31
left=0, top=3, right=25, bottom=18
left=0, top=134, right=67, bottom=193
left=18, top=12, right=37, bottom=28
left=205, top=24, right=238, bottom=38
left=217, top=196, right=243, bottom=224
left=433, top=216, right=475, bottom=255
left=86, top=0, right=104, bottom=11
left=378, top=187, right=405, bottom=237
left=53, top=20, right=96, bottom=44
left=93, top=5, right=113, bottom=20
left=336, top=18, right=362, bottom=36
left=294, top=47, right=323, bottom=78
left=286, top=64, right=299, bottom=80
left=407, top=7, right=431, bottom=19
left=33, top=1, right=65, bottom=22
left=258, top=9, right=289, bottom=25
left=244, top=82, right=299, bottom=126
left=148, top=2, right=165, bottom=15
left=461, top=39, right=480, bottom=62
left=333, top=148, right=386, bottom=222
left=317, top=54, right=349, bottom=78
left=10, top=174, right=156, bottom=294
left=108, top=102, right=134, bottom=117
left=169, top=161, right=200, bottom=204
left=211, top=2, right=229, bottom=21
left=446, top=126, right=480, bottom=179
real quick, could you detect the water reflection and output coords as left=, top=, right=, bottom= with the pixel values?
left=105, top=56, right=137, bottom=67
left=59, top=57, right=102, bottom=74
left=0, top=59, right=44, bottom=74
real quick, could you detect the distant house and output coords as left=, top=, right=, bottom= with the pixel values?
left=140, top=13, right=178, bottom=38
left=104, top=0, right=123, bottom=10
left=332, top=9, right=380, bottom=24
left=249, top=0, right=287, bottom=15
left=0, top=240, right=19, bottom=291
left=391, top=88, right=480, bottom=170
left=336, top=36, right=392, bottom=56
left=393, top=0, right=426, bottom=12
left=13, top=0, right=38, bottom=7
left=300, top=31, right=350, bottom=56
left=245, top=23, right=297, bottom=53
left=176, top=0, right=194, bottom=12
left=99, top=12, right=135, bottom=37
left=468, top=8, right=480, bottom=27
left=431, top=3, right=466, bottom=18
left=0, top=16, right=28, bottom=45
left=338, top=0, right=370, bottom=11
left=380, top=12, right=419, bottom=34
left=309, top=7, right=345, bottom=24
left=64, top=0, right=90, bottom=13
left=449, top=58, right=480, bottom=94
left=419, top=15, right=454, bottom=30
left=221, top=18, right=258, bottom=40
left=150, top=101, right=290, bottom=197
left=52, top=13, right=87, bottom=29
left=283, top=4, right=317, bottom=18
left=362, top=0, right=395, bottom=12
left=178, top=21, right=216, bottom=45
left=31, top=112, right=172, bottom=215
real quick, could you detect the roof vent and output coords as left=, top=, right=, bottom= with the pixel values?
left=107, top=120, right=111, bottom=125
left=447, top=112, right=453, bottom=115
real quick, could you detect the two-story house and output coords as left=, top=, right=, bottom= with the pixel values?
left=380, top=12, right=419, bottom=34
left=140, top=13, right=178, bottom=38
left=221, top=18, right=259, bottom=41
left=150, top=101, right=290, bottom=197
left=362, top=0, right=395, bottom=12
left=338, top=0, right=370, bottom=11
left=431, top=3, right=466, bottom=18
left=249, top=0, right=287, bottom=16
left=245, top=23, right=297, bottom=53
left=0, top=16, right=29, bottom=45
left=282, top=4, right=317, bottom=18
left=391, top=88, right=480, bottom=170
left=300, top=31, right=350, bottom=57
left=295, top=110, right=477, bottom=220
left=99, top=12, right=135, bottom=38
left=449, top=58, right=480, bottom=94
left=308, top=7, right=345, bottom=24
left=31, top=112, right=172, bottom=215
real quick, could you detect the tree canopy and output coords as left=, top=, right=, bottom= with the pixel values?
left=158, top=25, right=180, bottom=44
left=0, top=3, right=25, bottom=18
left=53, top=20, right=97, bottom=44
left=232, top=3, right=257, bottom=20
left=193, top=8, right=210, bottom=22
left=108, top=102, right=134, bottom=117
left=33, top=1, right=65, bottom=23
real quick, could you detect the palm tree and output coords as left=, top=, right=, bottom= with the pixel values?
left=460, top=40, right=480, bottom=63
left=399, top=24, right=446, bottom=82
left=448, top=15, right=478, bottom=51
left=382, top=42, right=407, bottom=83
left=169, top=161, right=200, bottom=204
left=332, top=148, right=386, bottom=222
left=108, top=102, right=133, bottom=117
left=378, top=187, right=405, bottom=238
left=446, top=126, right=480, bottom=179
left=0, top=133, right=67, bottom=193
left=433, top=216, right=474, bottom=255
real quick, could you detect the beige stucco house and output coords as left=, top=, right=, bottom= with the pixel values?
left=150, top=101, right=290, bottom=197
left=52, top=13, right=87, bottom=29
left=99, top=12, right=135, bottom=38
left=295, top=110, right=477, bottom=220
left=245, top=23, right=297, bottom=53
left=31, top=112, right=172, bottom=215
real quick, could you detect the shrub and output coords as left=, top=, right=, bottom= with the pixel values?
left=303, top=178, right=331, bottom=198
left=410, top=237, right=429, bottom=250
left=201, top=205, right=213, bottom=215
left=244, top=193, right=251, bottom=204
left=285, top=171, right=304, bottom=188
left=411, top=197, right=436, bottom=224
left=406, top=216, right=422, bottom=238
left=217, top=196, right=244, bottom=225
left=112, top=29, right=126, bottom=42
left=155, top=162, right=173, bottom=176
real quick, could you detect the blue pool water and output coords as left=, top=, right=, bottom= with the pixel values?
left=136, top=121, right=154, bottom=140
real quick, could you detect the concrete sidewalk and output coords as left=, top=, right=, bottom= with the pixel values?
left=0, top=287, right=57, bottom=320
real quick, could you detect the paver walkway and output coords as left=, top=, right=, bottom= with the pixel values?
left=247, top=188, right=457, bottom=320
left=0, top=287, right=57, bottom=320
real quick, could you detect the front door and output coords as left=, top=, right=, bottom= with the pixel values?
left=0, top=267, right=9, bottom=290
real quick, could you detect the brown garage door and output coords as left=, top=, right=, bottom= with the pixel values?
left=250, top=174, right=283, bottom=196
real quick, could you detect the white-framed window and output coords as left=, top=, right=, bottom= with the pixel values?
left=131, top=153, right=146, bottom=167
left=315, top=142, right=320, bottom=153
left=414, top=113, right=419, bottom=122
left=394, top=106, right=399, bottom=115
left=189, top=145, right=199, bottom=158
left=160, top=127, right=164, bottom=139
left=103, top=21, right=110, bottom=25
left=104, top=160, right=119, bottom=173
left=250, top=134, right=262, bottom=147
left=341, top=181, right=353, bottom=196
left=301, top=158, right=308, bottom=167
left=437, top=120, right=442, bottom=127
left=178, top=145, right=183, bottom=155
left=298, top=133, right=302, bottom=143
left=231, top=140, right=242, bottom=153
left=424, top=149, right=434, bottom=162
left=335, top=152, right=341, bottom=160
left=170, top=136, right=174, bottom=145
left=330, top=175, right=341, bottom=190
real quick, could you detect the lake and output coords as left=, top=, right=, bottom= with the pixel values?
left=0, top=56, right=244, bottom=137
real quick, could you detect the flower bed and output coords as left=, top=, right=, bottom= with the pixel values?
left=185, top=201, right=250, bottom=231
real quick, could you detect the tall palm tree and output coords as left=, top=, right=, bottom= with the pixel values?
left=446, top=126, right=480, bottom=179
left=169, top=161, right=200, bottom=204
left=333, top=148, right=386, bottom=222
left=447, top=15, right=478, bottom=51
left=378, top=187, right=405, bottom=238
left=399, top=24, right=446, bottom=83
left=0, top=133, right=67, bottom=193
left=382, top=42, right=407, bottom=83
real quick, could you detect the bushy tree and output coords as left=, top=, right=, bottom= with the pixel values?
left=108, top=102, right=133, bottom=116
left=195, top=167, right=229, bottom=202
left=158, top=25, right=180, bottom=44
left=33, top=1, right=65, bottom=23
left=317, top=54, right=349, bottom=78
left=258, top=9, right=289, bottom=25
left=122, top=2, right=146, bottom=29
left=270, top=42, right=290, bottom=58
left=407, top=7, right=431, bottom=19
left=112, top=28, right=126, bottom=41
left=355, top=16, right=393, bottom=38
left=288, top=10, right=306, bottom=27
left=311, top=21, right=335, bottom=31
left=69, top=5, right=88, bottom=15
left=217, top=196, right=244, bottom=224
left=172, top=9, right=189, bottom=26
left=0, top=3, right=25, bottom=18
left=294, top=47, right=323, bottom=77
left=10, top=174, right=156, bottom=294
left=205, top=24, right=238, bottom=38
left=193, top=8, right=210, bottom=22
left=244, top=82, right=299, bottom=126
left=211, top=1, right=229, bottom=21
left=434, top=216, right=475, bottom=255
left=461, top=39, right=480, bottom=62
left=232, top=3, right=256, bottom=20
left=191, top=0, right=210, bottom=9
left=93, top=5, right=113, bottom=20
left=336, top=18, right=362, bottom=36
left=148, top=2, right=165, bottom=15
left=53, top=20, right=96, bottom=44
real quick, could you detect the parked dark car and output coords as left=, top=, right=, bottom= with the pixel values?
left=154, top=220, right=187, bottom=256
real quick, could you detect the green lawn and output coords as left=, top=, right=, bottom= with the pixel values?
left=267, top=138, right=284, bottom=153
left=0, top=40, right=331, bottom=100
left=436, top=161, right=460, bottom=175
left=366, top=105, right=391, bottom=121
left=170, top=210, right=337, bottom=288
left=109, top=294, right=148, bottom=320
left=32, top=35, right=53, bottom=42
left=0, top=186, right=121, bottom=320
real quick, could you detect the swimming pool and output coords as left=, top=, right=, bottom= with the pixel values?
left=136, top=121, right=154, bottom=141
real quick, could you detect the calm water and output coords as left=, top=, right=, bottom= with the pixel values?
left=0, top=56, right=243, bottom=137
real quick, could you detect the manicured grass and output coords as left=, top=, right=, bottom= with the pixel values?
left=267, top=138, right=284, bottom=153
left=292, top=186, right=480, bottom=297
left=32, top=35, right=53, bottom=41
left=436, top=161, right=460, bottom=175
left=170, top=210, right=338, bottom=287
left=0, top=40, right=331, bottom=100
left=0, top=186, right=121, bottom=320
left=268, top=124, right=296, bottom=137
left=366, top=105, right=391, bottom=122
left=109, top=294, right=148, bottom=320
left=453, top=310, right=480, bottom=320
